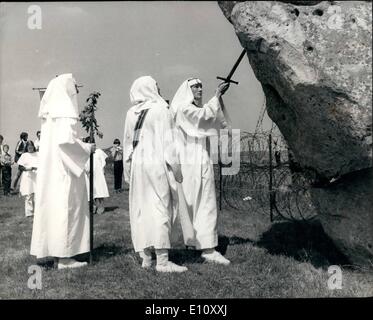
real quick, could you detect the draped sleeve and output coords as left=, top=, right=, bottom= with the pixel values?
left=182, top=96, right=219, bottom=122
left=123, top=109, right=136, bottom=183
left=163, top=108, right=180, bottom=172
left=56, top=118, right=91, bottom=177
left=180, top=96, right=228, bottom=137
left=97, top=149, right=108, bottom=168
left=161, top=107, right=180, bottom=221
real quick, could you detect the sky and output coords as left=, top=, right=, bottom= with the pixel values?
left=0, top=1, right=272, bottom=150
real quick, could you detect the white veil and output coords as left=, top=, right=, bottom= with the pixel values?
left=171, top=78, right=221, bottom=138
left=170, top=78, right=201, bottom=119
left=38, top=73, right=79, bottom=119
left=129, top=76, right=168, bottom=113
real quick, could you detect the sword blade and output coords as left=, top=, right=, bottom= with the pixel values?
left=226, top=49, right=246, bottom=81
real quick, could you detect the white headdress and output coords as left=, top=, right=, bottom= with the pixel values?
left=38, top=73, right=79, bottom=119
left=130, top=76, right=168, bottom=113
left=170, top=78, right=202, bottom=118
left=170, top=78, right=222, bottom=138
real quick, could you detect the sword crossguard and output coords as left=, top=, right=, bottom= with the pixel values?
left=216, top=76, right=239, bottom=85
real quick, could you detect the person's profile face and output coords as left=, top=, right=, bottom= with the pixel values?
left=3, top=145, right=9, bottom=152
left=37, top=132, right=41, bottom=139
left=191, top=83, right=202, bottom=101
left=23, top=135, right=28, bottom=141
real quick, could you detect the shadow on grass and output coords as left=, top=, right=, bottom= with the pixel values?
left=34, top=244, right=135, bottom=268
left=104, top=206, right=119, bottom=213
left=217, top=235, right=255, bottom=255
left=169, top=249, right=204, bottom=265
left=36, top=258, right=56, bottom=270
left=93, top=244, right=131, bottom=262
left=256, top=220, right=350, bottom=268
left=74, top=243, right=133, bottom=263
left=220, top=220, right=350, bottom=269
left=0, top=211, right=13, bottom=220
left=45, top=221, right=350, bottom=270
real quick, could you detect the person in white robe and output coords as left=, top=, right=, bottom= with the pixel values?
left=170, top=78, right=231, bottom=265
left=34, top=131, right=41, bottom=152
left=30, top=73, right=94, bottom=269
left=123, top=76, right=186, bottom=273
left=17, top=142, right=38, bottom=217
left=84, top=145, right=109, bottom=214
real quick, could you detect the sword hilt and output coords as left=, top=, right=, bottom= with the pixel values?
left=216, top=76, right=239, bottom=85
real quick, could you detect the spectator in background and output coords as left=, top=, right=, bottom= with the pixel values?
left=17, top=141, right=38, bottom=217
left=0, top=134, right=4, bottom=189
left=15, top=132, right=28, bottom=162
left=34, top=131, right=41, bottom=152
left=0, top=144, right=14, bottom=196
left=0, top=134, right=3, bottom=154
left=111, top=138, right=123, bottom=193
left=13, top=132, right=28, bottom=192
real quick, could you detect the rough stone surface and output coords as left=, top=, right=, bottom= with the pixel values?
left=218, top=1, right=241, bottom=23
left=219, top=0, right=372, bottom=265
left=311, top=168, right=373, bottom=266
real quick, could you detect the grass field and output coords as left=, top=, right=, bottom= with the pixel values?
left=0, top=170, right=372, bottom=299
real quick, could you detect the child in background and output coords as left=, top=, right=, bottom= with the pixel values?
left=0, top=144, right=14, bottom=196
left=84, top=137, right=109, bottom=214
left=111, top=138, right=123, bottom=193
left=17, top=142, right=38, bottom=217
left=0, top=134, right=4, bottom=189
left=13, top=132, right=29, bottom=192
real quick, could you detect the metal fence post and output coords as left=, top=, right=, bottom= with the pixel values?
left=269, top=133, right=273, bottom=222
left=219, top=143, right=223, bottom=212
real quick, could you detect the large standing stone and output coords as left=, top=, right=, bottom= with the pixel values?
left=218, top=1, right=372, bottom=265
left=311, top=168, right=373, bottom=267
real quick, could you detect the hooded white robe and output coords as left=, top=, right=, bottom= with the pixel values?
left=170, top=78, right=229, bottom=249
left=123, top=76, right=180, bottom=253
left=30, top=74, right=92, bottom=259
left=85, top=148, right=109, bottom=199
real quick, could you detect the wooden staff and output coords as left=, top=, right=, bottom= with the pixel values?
left=89, top=114, right=95, bottom=264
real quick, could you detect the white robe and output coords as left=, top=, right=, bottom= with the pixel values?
left=17, top=152, right=38, bottom=196
left=175, top=96, right=228, bottom=249
left=85, top=148, right=109, bottom=199
left=30, top=116, right=91, bottom=259
left=123, top=105, right=179, bottom=253
left=34, top=139, right=40, bottom=152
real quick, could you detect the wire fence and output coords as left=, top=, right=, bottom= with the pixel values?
left=216, top=130, right=318, bottom=222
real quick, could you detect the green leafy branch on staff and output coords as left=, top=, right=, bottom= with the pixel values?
left=79, top=91, right=103, bottom=139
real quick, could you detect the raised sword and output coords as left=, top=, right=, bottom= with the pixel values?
left=216, top=49, right=247, bottom=85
